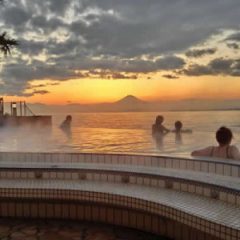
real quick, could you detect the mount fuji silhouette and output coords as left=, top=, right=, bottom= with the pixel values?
left=115, top=95, right=146, bottom=105
left=112, top=95, right=147, bottom=111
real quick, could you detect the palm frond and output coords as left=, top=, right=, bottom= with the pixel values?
left=0, top=32, right=18, bottom=55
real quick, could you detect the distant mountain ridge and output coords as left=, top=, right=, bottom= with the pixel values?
left=115, top=95, right=146, bottom=105
left=27, top=95, right=240, bottom=113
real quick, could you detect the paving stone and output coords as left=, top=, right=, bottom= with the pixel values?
left=21, top=226, right=37, bottom=235
left=0, top=219, right=163, bottom=240
left=0, top=225, right=10, bottom=233
left=1, top=237, right=8, bottom=240
left=59, top=230, right=81, bottom=239
left=85, top=228, right=115, bottom=240
left=39, top=232, right=58, bottom=240
left=0, top=232, right=9, bottom=239
left=10, top=232, right=26, bottom=238
left=24, top=237, right=37, bottom=240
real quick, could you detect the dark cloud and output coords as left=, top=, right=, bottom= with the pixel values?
left=30, top=16, right=67, bottom=35
left=48, top=0, right=71, bottom=15
left=1, top=61, right=79, bottom=82
left=49, top=82, right=60, bottom=86
left=227, top=42, right=239, bottom=50
left=226, top=32, right=240, bottom=42
left=26, top=82, right=61, bottom=89
left=0, top=61, right=85, bottom=96
left=2, top=6, right=30, bottom=26
left=162, top=74, right=179, bottom=79
left=209, top=58, right=234, bottom=74
left=27, top=90, right=49, bottom=96
left=32, top=90, right=49, bottom=94
left=181, top=58, right=240, bottom=76
left=19, top=39, right=46, bottom=55
left=48, top=55, right=185, bottom=73
left=111, top=73, right=138, bottom=80
left=155, top=56, right=186, bottom=70
left=1, top=0, right=240, bottom=95
left=87, top=70, right=138, bottom=79
left=180, top=64, right=212, bottom=76
left=185, top=48, right=217, bottom=58
left=26, top=84, right=46, bottom=89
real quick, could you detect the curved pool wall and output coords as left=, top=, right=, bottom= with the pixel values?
left=0, top=152, right=239, bottom=240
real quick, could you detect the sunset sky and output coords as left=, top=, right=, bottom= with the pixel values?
left=0, top=0, right=240, bottom=104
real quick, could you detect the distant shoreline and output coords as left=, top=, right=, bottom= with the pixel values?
left=25, top=95, right=240, bottom=114
left=36, top=109, right=240, bottom=114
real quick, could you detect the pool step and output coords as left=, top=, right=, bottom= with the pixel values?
left=0, top=179, right=239, bottom=240
left=0, top=162, right=239, bottom=207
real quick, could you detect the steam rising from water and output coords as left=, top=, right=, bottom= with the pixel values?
left=1, top=111, right=240, bottom=157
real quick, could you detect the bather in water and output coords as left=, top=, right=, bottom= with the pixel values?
left=60, top=115, right=72, bottom=137
left=172, top=121, right=192, bottom=144
left=191, top=126, right=240, bottom=160
left=152, top=115, right=170, bottom=149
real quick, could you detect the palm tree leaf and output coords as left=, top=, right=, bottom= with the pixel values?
left=0, top=32, right=18, bottom=55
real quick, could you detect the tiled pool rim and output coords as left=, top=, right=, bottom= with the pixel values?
left=1, top=151, right=240, bottom=177
left=0, top=151, right=240, bottom=240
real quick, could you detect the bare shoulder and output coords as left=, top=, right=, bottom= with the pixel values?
left=229, top=145, right=240, bottom=160
left=191, top=146, right=214, bottom=157
left=230, top=145, right=239, bottom=152
left=230, top=145, right=240, bottom=152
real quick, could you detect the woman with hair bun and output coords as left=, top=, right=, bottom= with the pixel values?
left=191, top=126, right=240, bottom=160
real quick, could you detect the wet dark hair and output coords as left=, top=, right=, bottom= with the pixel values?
left=155, top=115, right=164, bottom=124
left=216, top=126, right=233, bottom=145
left=175, top=121, right=183, bottom=131
left=66, top=115, right=72, bottom=121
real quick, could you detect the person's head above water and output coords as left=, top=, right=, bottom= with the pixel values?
left=66, top=115, right=72, bottom=122
left=155, top=115, right=164, bottom=125
left=175, top=121, right=183, bottom=131
left=216, top=126, right=233, bottom=146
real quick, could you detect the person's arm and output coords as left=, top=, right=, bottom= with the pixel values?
left=191, top=146, right=213, bottom=157
left=230, top=146, right=240, bottom=160
left=182, top=129, right=192, bottom=133
left=162, top=125, right=170, bottom=133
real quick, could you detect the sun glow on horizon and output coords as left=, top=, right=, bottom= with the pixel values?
left=3, top=73, right=240, bottom=105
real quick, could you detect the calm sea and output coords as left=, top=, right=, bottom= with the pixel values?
left=1, top=111, right=240, bottom=158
